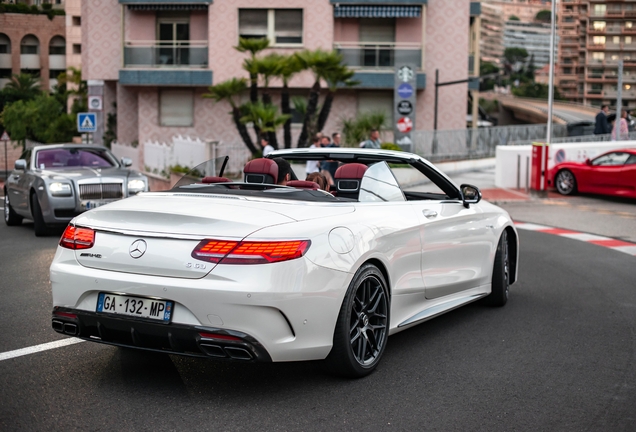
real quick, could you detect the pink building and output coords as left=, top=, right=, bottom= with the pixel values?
left=82, top=0, right=471, bottom=148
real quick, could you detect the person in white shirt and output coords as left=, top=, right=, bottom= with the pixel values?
left=305, top=134, right=321, bottom=175
left=261, top=136, right=274, bottom=156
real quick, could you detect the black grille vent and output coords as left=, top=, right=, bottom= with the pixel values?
left=79, top=183, right=123, bottom=200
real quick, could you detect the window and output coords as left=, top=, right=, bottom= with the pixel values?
left=627, top=22, right=633, bottom=29
left=627, top=36, right=633, bottom=44
left=358, top=91, right=393, bottom=126
left=593, top=36, right=606, bottom=44
left=49, top=69, right=65, bottom=79
left=239, top=9, right=303, bottom=45
left=592, top=52, right=605, bottom=61
left=0, top=33, right=10, bottom=54
left=157, top=16, right=190, bottom=65
left=21, top=35, right=39, bottom=54
left=72, top=16, right=81, bottom=26
left=73, top=44, right=81, bottom=54
left=594, top=4, right=606, bottom=15
left=624, top=84, right=632, bottom=91
left=593, top=21, right=606, bottom=30
left=613, top=36, right=620, bottom=44
left=49, top=36, right=66, bottom=55
left=160, top=89, right=194, bottom=127
left=0, top=69, right=11, bottom=78
left=592, top=152, right=630, bottom=166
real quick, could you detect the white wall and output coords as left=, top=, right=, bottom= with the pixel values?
left=495, top=141, right=636, bottom=188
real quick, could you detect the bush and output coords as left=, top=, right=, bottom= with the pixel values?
left=341, top=111, right=387, bottom=147
left=381, top=143, right=402, bottom=152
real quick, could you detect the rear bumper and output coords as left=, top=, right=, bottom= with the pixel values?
left=52, top=307, right=272, bottom=362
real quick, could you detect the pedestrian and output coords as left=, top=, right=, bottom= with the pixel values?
left=331, top=132, right=342, bottom=147
left=320, top=135, right=338, bottom=183
left=361, top=129, right=381, bottom=149
left=305, top=134, right=321, bottom=175
left=261, top=136, right=274, bottom=156
left=594, top=105, right=611, bottom=135
left=611, top=109, right=629, bottom=141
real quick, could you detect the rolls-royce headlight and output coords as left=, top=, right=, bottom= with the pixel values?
left=127, top=179, right=147, bottom=195
left=50, top=182, right=72, bottom=197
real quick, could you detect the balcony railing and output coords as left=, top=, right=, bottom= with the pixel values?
left=334, top=42, right=422, bottom=69
left=123, top=40, right=208, bottom=68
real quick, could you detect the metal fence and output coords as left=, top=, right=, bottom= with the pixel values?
left=411, top=124, right=568, bottom=162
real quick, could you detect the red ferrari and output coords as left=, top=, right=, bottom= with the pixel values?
left=548, top=148, right=636, bottom=198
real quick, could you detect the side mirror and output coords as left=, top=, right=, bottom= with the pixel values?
left=460, top=184, right=482, bottom=208
left=14, top=159, right=27, bottom=171
left=121, top=157, right=133, bottom=167
left=585, top=158, right=592, bottom=166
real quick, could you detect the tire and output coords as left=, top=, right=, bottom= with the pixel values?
left=4, top=191, right=23, bottom=226
left=485, top=231, right=510, bottom=307
left=325, top=263, right=390, bottom=378
left=30, top=193, right=49, bottom=237
left=555, top=169, right=577, bottom=196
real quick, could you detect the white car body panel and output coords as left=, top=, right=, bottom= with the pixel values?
left=50, top=149, right=519, bottom=363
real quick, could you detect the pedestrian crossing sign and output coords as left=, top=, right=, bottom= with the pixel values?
left=77, top=113, right=97, bottom=133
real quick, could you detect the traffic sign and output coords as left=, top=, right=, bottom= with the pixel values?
left=1, top=130, right=10, bottom=141
left=77, top=113, right=97, bottom=133
left=397, top=100, right=413, bottom=115
left=396, top=117, right=413, bottom=133
left=397, top=83, right=414, bottom=99
left=88, top=95, right=103, bottom=111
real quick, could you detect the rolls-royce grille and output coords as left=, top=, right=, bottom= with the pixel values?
left=79, top=183, right=123, bottom=200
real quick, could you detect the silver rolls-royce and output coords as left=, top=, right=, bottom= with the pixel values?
left=4, top=144, right=148, bottom=236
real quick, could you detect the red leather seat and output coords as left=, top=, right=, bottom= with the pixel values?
left=333, top=163, right=368, bottom=199
left=286, top=180, right=320, bottom=190
left=202, top=176, right=232, bottom=184
left=244, top=158, right=278, bottom=184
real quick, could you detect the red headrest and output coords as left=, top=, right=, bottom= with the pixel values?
left=334, top=163, right=368, bottom=179
left=286, top=180, right=320, bottom=190
left=202, top=176, right=231, bottom=184
left=244, top=158, right=278, bottom=183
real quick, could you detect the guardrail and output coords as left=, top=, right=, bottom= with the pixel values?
left=123, top=40, right=208, bottom=68
left=334, top=42, right=422, bottom=69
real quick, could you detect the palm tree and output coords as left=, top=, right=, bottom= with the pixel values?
left=278, top=55, right=305, bottom=148
left=203, top=78, right=258, bottom=155
left=3, top=73, right=42, bottom=102
left=316, top=64, right=358, bottom=133
left=240, top=101, right=290, bottom=149
left=294, top=49, right=343, bottom=147
left=235, top=37, right=270, bottom=103
left=253, top=53, right=288, bottom=148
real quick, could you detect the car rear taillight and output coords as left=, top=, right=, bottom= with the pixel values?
left=192, top=239, right=310, bottom=265
left=60, top=225, right=95, bottom=250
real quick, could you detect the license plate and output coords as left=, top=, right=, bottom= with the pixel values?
left=96, top=293, right=173, bottom=322
left=83, top=201, right=107, bottom=210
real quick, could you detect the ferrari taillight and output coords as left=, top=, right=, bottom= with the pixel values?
left=60, top=225, right=95, bottom=250
left=192, top=239, right=310, bottom=265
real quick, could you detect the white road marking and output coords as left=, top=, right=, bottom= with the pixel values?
left=514, top=222, right=551, bottom=231
left=0, top=338, right=84, bottom=362
left=613, top=245, right=636, bottom=256
left=559, top=233, right=610, bottom=242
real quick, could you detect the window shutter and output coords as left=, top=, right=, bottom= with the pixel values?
left=160, top=90, right=194, bottom=127
left=239, top=9, right=268, bottom=39
left=274, top=10, right=303, bottom=44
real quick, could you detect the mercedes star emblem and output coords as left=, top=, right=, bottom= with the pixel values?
left=129, top=239, right=147, bottom=259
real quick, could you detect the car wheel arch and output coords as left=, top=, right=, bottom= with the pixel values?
left=362, top=257, right=392, bottom=298
left=504, top=226, right=518, bottom=284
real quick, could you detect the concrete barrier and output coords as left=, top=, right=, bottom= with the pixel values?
left=495, top=141, right=636, bottom=188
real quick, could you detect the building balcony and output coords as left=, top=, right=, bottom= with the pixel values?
left=334, top=42, right=422, bottom=70
left=123, top=41, right=208, bottom=68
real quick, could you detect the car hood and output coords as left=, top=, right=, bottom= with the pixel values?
left=70, top=192, right=355, bottom=279
left=37, top=167, right=138, bottom=181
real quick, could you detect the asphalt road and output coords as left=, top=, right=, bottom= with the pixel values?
left=1, top=211, right=636, bottom=431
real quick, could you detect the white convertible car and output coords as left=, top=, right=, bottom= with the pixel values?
left=50, top=148, right=518, bottom=377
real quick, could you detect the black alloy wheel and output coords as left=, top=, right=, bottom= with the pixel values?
left=555, top=169, right=577, bottom=195
left=485, top=230, right=510, bottom=307
left=326, top=263, right=389, bottom=378
left=4, top=192, right=23, bottom=226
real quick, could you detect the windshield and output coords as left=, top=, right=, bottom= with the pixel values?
left=170, top=156, right=412, bottom=203
left=359, top=162, right=405, bottom=202
left=35, top=148, right=117, bottom=169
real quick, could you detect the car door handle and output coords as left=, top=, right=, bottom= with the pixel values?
left=422, top=209, right=438, bottom=219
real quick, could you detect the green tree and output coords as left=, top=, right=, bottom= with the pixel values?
left=239, top=101, right=290, bottom=142
left=235, top=37, right=270, bottom=104
left=341, top=111, right=387, bottom=147
left=1, top=73, right=42, bottom=104
left=1, top=94, right=74, bottom=149
left=535, top=9, right=551, bottom=23
left=503, top=47, right=529, bottom=75
left=511, top=82, right=562, bottom=100
left=278, top=55, right=304, bottom=148
left=479, top=61, right=500, bottom=91
left=316, top=64, right=358, bottom=133
left=294, top=49, right=343, bottom=147
left=253, top=53, right=285, bottom=148
left=508, top=15, right=520, bottom=21
left=525, top=54, right=537, bottom=81
left=203, top=77, right=258, bottom=156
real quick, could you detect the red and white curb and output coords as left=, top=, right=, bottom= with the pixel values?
left=514, top=222, right=636, bottom=256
